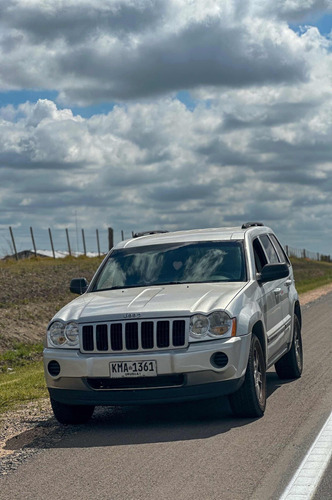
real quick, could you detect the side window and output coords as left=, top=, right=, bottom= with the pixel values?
left=260, top=234, right=280, bottom=264
left=253, top=238, right=267, bottom=273
left=269, top=234, right=291, bottom=265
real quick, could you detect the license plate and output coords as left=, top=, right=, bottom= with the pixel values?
left=110, top=360, right=157, bottom=378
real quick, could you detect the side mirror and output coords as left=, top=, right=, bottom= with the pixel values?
left=70, top=278, right=89, bottom=294
left=258, top=263, right=289, bottom=283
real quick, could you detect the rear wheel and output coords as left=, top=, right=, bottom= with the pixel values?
left=229, top=334, right=266, bottom=418
left=50, top=398, right=95, bottom=425
left=275, top=316, right=303, bottom=379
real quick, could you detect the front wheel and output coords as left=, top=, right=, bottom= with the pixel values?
left=229, top=334, right=266, bottom=418
left=50, top=398, right=95, bottom=425
left=275, top=316, right=303, bottom=379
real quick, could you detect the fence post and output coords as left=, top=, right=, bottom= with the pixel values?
left=30, top=227, right=37, bottom=256
left=108, top=227, right=114, bottom=250
left=9, top=226, right=18, bottom=260
left=82, top=229, right=87, bottom=256
left=48, top=228, right=55, bottom=259
left=96, top=229, right=101, bottom=256
left=285, top=245, right=289, bottom=256
left=121, top=230, right=124, bottom=241
left=65, top=228, right=71, bottom=256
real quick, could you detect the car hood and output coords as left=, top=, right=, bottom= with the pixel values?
left=52, top=283, right=247, bottom=323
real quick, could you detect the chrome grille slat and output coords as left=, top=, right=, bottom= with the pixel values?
left=80, top=319, right=187, bottom=353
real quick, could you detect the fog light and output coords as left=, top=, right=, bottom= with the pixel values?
left=211, top=352, right=228, bottom=368
left=48, top=360, right=60, bottom=376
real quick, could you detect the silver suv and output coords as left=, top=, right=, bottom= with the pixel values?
left=43, top=223, right=303, bottom=424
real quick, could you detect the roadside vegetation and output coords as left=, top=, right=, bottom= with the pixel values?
left=0, top=361, right=46, bottom=413
left=0, top=255, right=103, bottom=414
left=0, top=255, right=331, bottom=414
left=290, top=257, right=332, bottom=294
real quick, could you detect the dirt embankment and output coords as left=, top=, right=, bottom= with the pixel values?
left=0, top=257, right=103, bottom=353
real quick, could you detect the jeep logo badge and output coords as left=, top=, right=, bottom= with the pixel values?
left=123, top=313, right=141, bottom=318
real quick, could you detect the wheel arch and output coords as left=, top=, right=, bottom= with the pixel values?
left=294, top=300, right=302, bottom=329
left=251, top=320, right=267, bottom=363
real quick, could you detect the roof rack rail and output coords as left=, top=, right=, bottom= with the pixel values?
left=132, top=230, right=169, bottom=238
left=241, top=222, right=264, bottom=229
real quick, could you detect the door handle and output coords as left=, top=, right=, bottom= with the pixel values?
left=285, top=279, right=292, bottom=287
left=274, top=288, right=282, bottom=295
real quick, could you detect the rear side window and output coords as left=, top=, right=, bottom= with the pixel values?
left=269, top=234, right=290, bottom=265
left=259, top=234, right=280, bottom=264
left=253, top=238, right=267, bottom=272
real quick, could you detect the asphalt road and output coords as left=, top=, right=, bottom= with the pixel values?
left=1, top=293, right=331, bottom=500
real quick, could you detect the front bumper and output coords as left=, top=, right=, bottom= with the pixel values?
left=44, top=334, right=251, bottom=406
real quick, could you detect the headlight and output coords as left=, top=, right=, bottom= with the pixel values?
left=190, top=314, right=209, bottom=338
left=47, top=321, right=79, bottom=348
left=48, top=321, right=66, bottom=346
left=209, top=311, right=233, bottom=336
left=64, top=322, right=79, bottom=346
left=189, top=312, right=236, bottom=340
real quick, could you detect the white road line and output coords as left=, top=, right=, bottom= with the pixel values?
left=279, top=411, right=332, bottom=500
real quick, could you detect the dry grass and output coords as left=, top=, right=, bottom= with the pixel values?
left=0, top=255, right=104, bottom=308
left=0, top=256, right=103, bottom=352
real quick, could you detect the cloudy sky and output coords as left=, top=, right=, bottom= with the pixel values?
left=0, top=0, right=332, bottom=256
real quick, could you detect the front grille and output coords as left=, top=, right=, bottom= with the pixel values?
left=81, top=319, right=187, bottom=353
left=86, top=374, right=185, bottom=390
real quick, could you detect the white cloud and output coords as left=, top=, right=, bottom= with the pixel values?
left=1, top=88, right=332, bottom=253
left=0, top=0, right=312, bottom=104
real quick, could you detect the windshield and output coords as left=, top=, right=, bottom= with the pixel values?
left=92, top=241, right=246, bottom=291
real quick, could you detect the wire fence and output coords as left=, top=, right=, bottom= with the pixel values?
left=285, top=246, right=331, bottom=263
left=0, top=226, right=121, bottom=260
left=0, top=226, right=331, bottom=262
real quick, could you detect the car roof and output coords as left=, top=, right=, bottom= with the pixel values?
left=115, top=225, right=273, bottom=249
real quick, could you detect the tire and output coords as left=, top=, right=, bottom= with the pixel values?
left=229, top=334, right=266, bottom=418
left=50, top=398, right=95, bottom=425
left=275, top=316, right=303, bottom=379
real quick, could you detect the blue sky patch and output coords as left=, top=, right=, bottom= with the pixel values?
left=0, top=90, right=58, bottom=108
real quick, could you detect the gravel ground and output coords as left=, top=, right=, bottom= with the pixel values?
left=0, top=398, right=79, bottom=475
left=1, top=283, right=332, bottom=477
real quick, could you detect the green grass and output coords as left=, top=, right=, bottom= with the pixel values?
left=290, top=257, right=332, bottom=294
left=0, top=361, right=47, bottom=414
left=0, top=342, right=43, bottom=373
